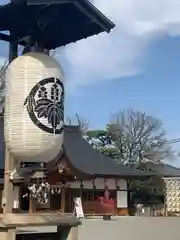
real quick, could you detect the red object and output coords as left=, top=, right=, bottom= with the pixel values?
left=102, top=199, right=115, bottom=208
left=97, top=185, right=115, bottom=209
left=104, top=184, right=110, bottom=200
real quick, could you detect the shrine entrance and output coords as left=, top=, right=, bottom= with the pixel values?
left=49, top=187, right=73, bottom=213
left=20, top=185, right=30, bottom=211
left=18, top=184, right=73, bottom=213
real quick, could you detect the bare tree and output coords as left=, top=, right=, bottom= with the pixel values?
left=107, top=109, right=173, bottom=164
left=86, top=109, right=173, bottom=165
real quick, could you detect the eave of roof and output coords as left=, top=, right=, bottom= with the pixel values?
left=138, top=162, right=180, bottom=177
left=0, top=0, right=115, bottom=49
left=0, top=121, right=153, bottom=178
left=63, top=125, right=152, bottom=178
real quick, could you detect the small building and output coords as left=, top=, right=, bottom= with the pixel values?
left=0, top=121, right=150, bottom=215
left=130, top=162, right=180, bottom=216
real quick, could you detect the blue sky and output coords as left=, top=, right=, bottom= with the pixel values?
left=63, top=1, right=180, bottom=137
left=64, top=33, right=180, bottom=166
left=66, top=35, right=180, bottom=139
left=2, top=0, right=180, bottom=138
left=1, top=0, right=180, bottom=164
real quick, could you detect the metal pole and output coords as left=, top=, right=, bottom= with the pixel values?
left=9, top=40, right=18, bottom=62
left=3, top=40, right=18, bottom=214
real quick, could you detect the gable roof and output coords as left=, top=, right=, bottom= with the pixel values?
left=0, top=0, right=115, bottom=49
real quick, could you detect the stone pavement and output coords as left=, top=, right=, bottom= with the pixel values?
left=78, top=217, right=180, bottom=240
left=17, top=216, right=180, bottom=240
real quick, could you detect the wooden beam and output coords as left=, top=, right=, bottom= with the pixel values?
left=3, top=148, right=14, bottom=213
left=29, top=196, right=34, bottom=213
left=0, top=33, right=12, bottom=43
left=60, top=187, right=66, bottom=212
left=27, top=0, right=72, bottom=5
left=0, top=32, right=28, bottom=47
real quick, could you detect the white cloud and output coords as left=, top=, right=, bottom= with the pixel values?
left=3, top=1, right=180, bottom=91
left=1, top=0, right=10, bottom=4
left=55, top=0, right=180, bottom=92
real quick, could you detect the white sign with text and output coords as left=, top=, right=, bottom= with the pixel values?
left=74, top=197, right=84, bottom=219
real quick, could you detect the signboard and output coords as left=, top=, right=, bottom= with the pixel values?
left=117, top=191, right=128, bottom=208
left=74, top=197, right=84, bottom=219
left=20, top=162, right=46, bottom=168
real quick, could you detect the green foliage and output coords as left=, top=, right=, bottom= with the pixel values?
left=86, top=129, right=116, bottom=157
left=86, top=129, right=107, bottom=138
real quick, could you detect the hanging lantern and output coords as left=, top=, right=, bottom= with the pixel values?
left=4, top=52, right=64, bottom=163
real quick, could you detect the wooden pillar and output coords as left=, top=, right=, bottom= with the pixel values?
left=29, top=195, right=33, bottom=213
left=115, top=179, right=118, bottom=215
left=80, top=180, right=83, bottom=198
left=13, top=185, right=20, bottom=212
left=60, top=187, right=66, bottom=212
left=68, top=189, right=72, bottom=213
left=3, top=149, right=14, bottom=213
left=92, top=179, right=95, bottom=201
left=3, top=40, right=18, bottom=214
left=66, top=187, right=71, bottom=213
left=29, top=195, right=36, bottom=213
left=127, top=180, right=130, bottom=215
left=0, top=189, right=2, bottom=213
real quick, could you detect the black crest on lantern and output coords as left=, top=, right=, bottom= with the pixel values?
left=24, top=77, right=64, bottom=134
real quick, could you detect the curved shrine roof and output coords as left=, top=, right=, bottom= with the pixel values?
left=1, top=121, right=179, bottom=178
left=63, top=125, right=150, bottom=177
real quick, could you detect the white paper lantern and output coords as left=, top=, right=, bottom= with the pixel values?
left=4, top=52, right=64, bottom=163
